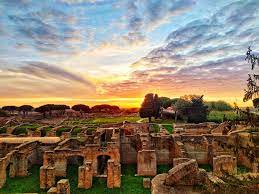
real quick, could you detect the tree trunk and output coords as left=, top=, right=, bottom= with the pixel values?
left=175, top=111, right=177, bottom=123
left=149, top=117, right=151, bottom=123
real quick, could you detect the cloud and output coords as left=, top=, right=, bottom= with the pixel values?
left=102, top=0, right=259, bottom=100
left=126, top=0, right=196, bottom=32
left=6, top=61, right=94, bottom=88
left=5, top=4, right=85, bottom=55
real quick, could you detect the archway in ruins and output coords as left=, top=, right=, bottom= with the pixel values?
left=97, top=155, right=111, bottom=176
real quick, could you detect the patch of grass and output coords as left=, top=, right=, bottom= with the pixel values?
left=207, top=111, right=242, bottom=123
left=157, top=165, right=171, bottom=174
left=150, top=124, right=160, bottom=133
left=0, top=165, right=45, bottom=194
left=0, top=165, right=152, bottom=194
left=71, top=127, right=82, bottom=136
left=60, top=165, right=151, bottom=194
left=56, top=127, right=71, bottom=136
left=0, top=127, right=6, bottom=134
left=162, top=125, right=174, bottom=134
left=152, top=119, right=175, bottom=124
left=237, top=165, right=250, bottom=174
left=199, top=164, right=212, bottom=172
left=12, top=124, right=39, bottom=135
left=88, top=116, right=141, bottom=124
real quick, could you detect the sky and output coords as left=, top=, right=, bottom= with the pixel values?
left=0, top=0, right=258, bottom=108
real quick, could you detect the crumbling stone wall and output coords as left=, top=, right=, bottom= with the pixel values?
left=0, top=141, right=41, bottom=188
left=213, top=155, right=237, bottom=177
left=78, top=161, right=93, bottom=189
left=107, top=159, right=121, bottom=188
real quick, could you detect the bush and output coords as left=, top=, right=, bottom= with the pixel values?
left=206, top=101, right=233, bottom=111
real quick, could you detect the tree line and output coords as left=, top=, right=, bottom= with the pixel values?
left=139, top=93, right=234, bottom=123
left=0, top=104, right=121, bottom=118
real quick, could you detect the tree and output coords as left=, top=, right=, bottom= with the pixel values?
left=18, top=105, right=34, bottom=116
left=91, top=104, right=120, bottom=113
left=175, top=95, right=208, bottom=123
left=243, top=47, right=259, bottom=103
left=55, top=105, right=70, bottom=116
left=139, top=93, right=161, bottom=122
left=158, top=97, right=172, bottom=108
left=72, top=104, right=90, bottom=116
left=2, top=106, right=18, bottom=114
left=153, top=94, right=160, bottom=119
left=205, top=101, right=233, bottom=111
left=34, top=104, right=52, bottom=118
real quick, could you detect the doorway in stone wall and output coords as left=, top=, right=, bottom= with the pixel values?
left=97, top=155, right=111, bottom=176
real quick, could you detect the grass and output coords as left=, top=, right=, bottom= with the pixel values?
left=237, top=165, right=250, bottom=174
left=0, top=165, right=44, bottom=194
left=56, top=127, right=71, bottom=136
left=87, top=116, right=141, bottom=124
left=199, top=164, right=212, bottom=172
left=0, top=127, right=6, bottom=134
left=0, top=164, right=172, bottom=194
left=157, top=165, right=171, bottom=174
left=12, top=124, right=39, bottom=135
left=207, top=111, right=242, bottom=123
left=150, top=124, right=160, bottom=133
left=162, top=125, right=174, bottom=134
left=152, top=119, right=175, bottom=124
left=71, top=127, right=82, bottom=136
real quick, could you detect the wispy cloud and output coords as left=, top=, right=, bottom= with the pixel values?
left=102, top=0, right=259, bottom=101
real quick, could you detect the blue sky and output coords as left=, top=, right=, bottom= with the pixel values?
left=0, top=0, right=258, bottom=107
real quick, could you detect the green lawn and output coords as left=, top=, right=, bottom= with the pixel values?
left=87, top=116, right=141, bottom=124
left=0, top=164, right=172, bottom=194
left=162, top=125, right=174, bottom=134
left=0, top=165, right=44, bottom=194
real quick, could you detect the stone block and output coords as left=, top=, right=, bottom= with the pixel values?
left=137, top=150, right=157, bottom=176
left=47, top=187, right=57, bottom=194
left=143, top=178, right=151, bottom=188
left=57, top=179, right=70, bottom=194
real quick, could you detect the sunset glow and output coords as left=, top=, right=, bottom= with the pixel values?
left=0, top=0, right=258, bottom=107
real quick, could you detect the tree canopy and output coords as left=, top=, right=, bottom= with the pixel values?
left=205, top=101, right=233, bottom=111
left=72, top=104, right=90, bottom=115
left=18, top=105, right=34, bottom=116
left=2, top=106, right=18, bottom=113
left=243, top=47, right=259, bottom=103
left=91, top=104, right=120, bottom=113
left=175, top=95, right=208, bottom=123
left=139, top=93, right=161, bottom=122
left=35, top=104, right=70, bottom=117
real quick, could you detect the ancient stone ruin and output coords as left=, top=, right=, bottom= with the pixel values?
left=0, top=121, right=258, bottom=193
